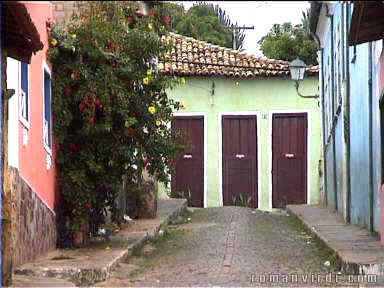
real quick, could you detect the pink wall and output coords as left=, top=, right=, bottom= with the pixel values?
left=19, top=2, right=56, bottom=209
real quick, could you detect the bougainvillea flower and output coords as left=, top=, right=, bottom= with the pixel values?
left=148, top=106, right=156, bottom=114
left=128, top=128, right=136, bottom=137
left=50, top=38, right=58, bottom=46
left=79, top=103, right=85, bottom=112
left=88, top=118, right=95, bottom=125
left=95, top=99, right=102, bottom=107
left=69, top=143, right=79, bottom=151
left=143, top=157, right=149, bottom=167
left=64, top=87, right=72, bottom=97
left=162, top=16, right=171, bottom=24
left=143, top=77, right=150, bottom=85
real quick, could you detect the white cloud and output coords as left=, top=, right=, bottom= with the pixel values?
left=174, top=1, right=310, bottom=57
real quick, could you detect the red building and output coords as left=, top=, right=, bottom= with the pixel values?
left=6, top=1, right=57, bottom=268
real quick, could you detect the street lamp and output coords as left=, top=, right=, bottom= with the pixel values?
left=289, top=58, right=319, bottom=99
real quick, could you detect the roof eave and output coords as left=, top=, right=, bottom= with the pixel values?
left=2, top=1, right=44, bottom=63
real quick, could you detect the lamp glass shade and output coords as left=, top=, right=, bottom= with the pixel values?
left=289, top=58, right=307, bottom=81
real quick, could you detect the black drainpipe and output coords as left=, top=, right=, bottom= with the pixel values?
left=344, top=2, right=351, bottom=223
left=330, top=15, right=338, bottom=211
left=368, top=41, right=374, bottom=232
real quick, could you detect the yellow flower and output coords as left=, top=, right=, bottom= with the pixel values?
left=180, top=103, right=187, bottom=110
left=155, top=120, right=161, bottom=126
left=148, top=106, right=156, bottom=114
left=180, top=77, right=186, bottom=85
left=143, top=77, right=150, bottom=85
left=148, top=23, right=153, bottom=30
left=71, top=34, right=77, bottom=39
left=50, top=38, right=58, bottom=47
left=147, top=69, right=153, bottom=76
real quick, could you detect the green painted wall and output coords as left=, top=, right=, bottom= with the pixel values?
left=159, top=76, right=321, bottom=210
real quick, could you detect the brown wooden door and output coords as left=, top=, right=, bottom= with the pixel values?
left=222, top=115, right=258, bottom=208
left=171, top=116, right=204, bottom=207
left=272, top=113, right=307, bottom=208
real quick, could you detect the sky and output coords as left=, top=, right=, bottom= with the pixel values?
left=174, top=1, right=310, bottom=57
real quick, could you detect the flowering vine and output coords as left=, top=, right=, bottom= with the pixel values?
left=48, top=1, right=186, bottom=241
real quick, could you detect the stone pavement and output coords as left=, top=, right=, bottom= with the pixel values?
left=287, top=204, right=384, bottom=276
left=96, top=206, right=360, bottom=287
left=11, top=198, right=187, bottom=287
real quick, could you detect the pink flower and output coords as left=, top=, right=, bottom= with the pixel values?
left=64, top=87, right=72, bottom=97
left=162, top=16, right=171, bottom=24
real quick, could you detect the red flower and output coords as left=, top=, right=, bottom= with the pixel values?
left=88, top=118, right=95, bottom=125
left=107, top=40, right=116, bottom=52
left=95, top=99, right=102, bottom=107
left=69, top=143, right=79, bottom=152
left=83, top=96, right=89, bottom=104
left=168, top=158, right=175, bottom=167
left=162, top=16, right=171, bottom=24
left=64, top=87, right=72, bottom=97
left=86, top=202, right=93, bottom=210
left=79, top=103, right=86, bottom=112
left=128, top=128, right=136, bottom=137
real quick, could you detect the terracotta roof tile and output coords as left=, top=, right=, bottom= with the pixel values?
left=159, top=33, right=318, bottom=78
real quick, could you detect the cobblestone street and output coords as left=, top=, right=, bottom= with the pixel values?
left=94, top=206, right=368, bottom=287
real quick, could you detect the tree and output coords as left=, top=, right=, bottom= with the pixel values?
left=48, top=1, right=186, bottom=244
left=258, top=9, right=318, bottom=65
left=162, top=2, right=245, bottom=50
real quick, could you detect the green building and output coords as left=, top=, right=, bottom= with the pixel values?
left=159, top=33, right=320, bottom=210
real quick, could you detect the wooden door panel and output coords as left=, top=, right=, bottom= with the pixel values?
left=272, top=113, right=307, bottom=208
left=222, top=116, right=258, bottom=208
left=171, top=116, right=204, bottom=207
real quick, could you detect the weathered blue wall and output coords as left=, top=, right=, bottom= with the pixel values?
left=335, top=119, right=344, bottom=212
left=349, top=43, right=371, bottom=228
left=320, top=2, right=382, bottom=231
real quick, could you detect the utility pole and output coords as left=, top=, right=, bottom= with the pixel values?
left=229, top=25, right=255, bottom=50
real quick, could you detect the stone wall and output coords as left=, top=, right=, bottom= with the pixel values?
left=10, top=167, right=57, bottom=268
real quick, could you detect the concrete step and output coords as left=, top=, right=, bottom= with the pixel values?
left=287, top=204, right=384, bottom=276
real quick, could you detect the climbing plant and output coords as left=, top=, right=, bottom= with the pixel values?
left=48, top=1, right=186, bottom=242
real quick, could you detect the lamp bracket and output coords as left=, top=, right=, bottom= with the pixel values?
left=294, top=81, right=319, bottom=99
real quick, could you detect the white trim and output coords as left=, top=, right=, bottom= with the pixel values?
left=218, top=111, right=261, bottom=208
left=19, top=61, right=30, bottom=129
left=268, top=110, right=311, bottom=210
left=42, top=61, right=53, bottom=156
left=172, top=112, right=208, bottom=208
left=7, top=57, right=20, bottom=168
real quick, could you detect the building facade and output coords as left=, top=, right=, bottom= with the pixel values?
left=310, top=1, right=384, bottom=233
left=6, top=2, right=57, bottom=268
left=158, top=33, right=321, bottom=210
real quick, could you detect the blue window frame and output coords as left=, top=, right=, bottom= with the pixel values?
left=20, top=61, right=29, bottom=122
left=43, top=68, right=52, bottom=149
